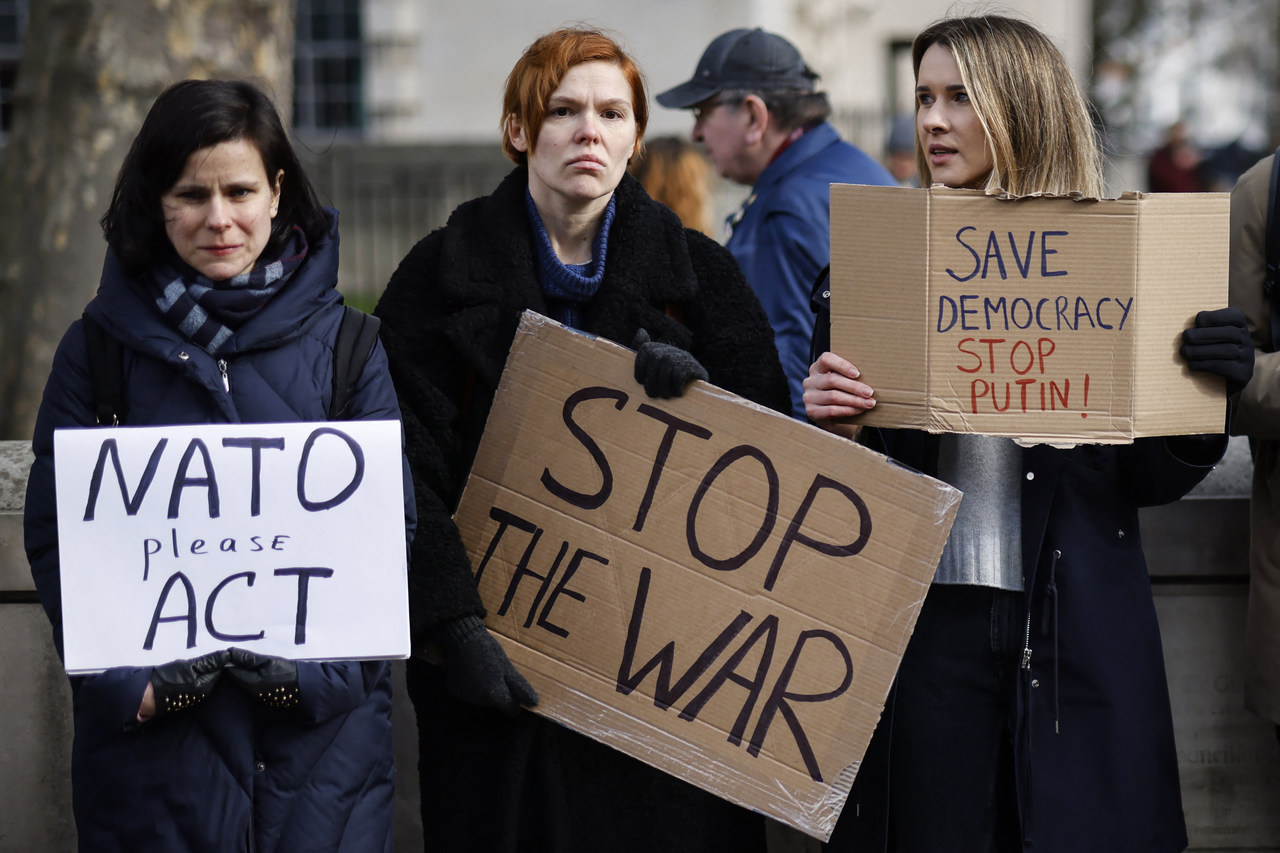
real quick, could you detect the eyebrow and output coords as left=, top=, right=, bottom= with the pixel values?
left=548, top=95, right=631, bottom=111
left=916, top=83, right=967, bottom=93
left=169, top=177, right=260, bottom=193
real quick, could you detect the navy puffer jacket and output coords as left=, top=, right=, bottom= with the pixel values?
left=24, top=213, right=413, bottom=852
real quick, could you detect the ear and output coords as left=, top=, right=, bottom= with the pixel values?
left=270, top=170, right=283, bottom=218
left=508, top=114, right=531, bottom=153
left=741, top=94, right=770, bottom=145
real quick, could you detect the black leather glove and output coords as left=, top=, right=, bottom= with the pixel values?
left=225, top=647, right=301, bottom=710
left=434, top=615, right=538, bottom=716
left=149, top=649, right=231, bottom=716
left=1180, top=307, right=1255, bottom=396
left=632, top=328, right=709, bottom=398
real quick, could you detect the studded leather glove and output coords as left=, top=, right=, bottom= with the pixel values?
left=149, top=649, right=231, bottom=716
left=225, top=647, right=301, bottom=710
left=632, top=328, right=709, bottom=398
left=434, top=615, right=538, bottom=716
left=1180, top=307, right=1255, bottom=396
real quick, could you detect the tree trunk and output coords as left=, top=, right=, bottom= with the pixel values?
left=0, top=0, right=296, bottom=439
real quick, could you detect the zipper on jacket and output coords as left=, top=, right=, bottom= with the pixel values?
left=1022, top=547, right=1062, bottom=673
left=217, top=358, right=230, bottom=393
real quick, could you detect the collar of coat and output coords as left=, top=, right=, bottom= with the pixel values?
left=426, top=166, right=703, bottom=388
left=87, top=211, right=343, bottom=364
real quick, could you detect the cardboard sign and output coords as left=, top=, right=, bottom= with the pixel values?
left=453, top=312, right=960, bottom=840
left=54, top=420, right=409, bottom=674
left=829, top=184, right=1229, bottom=444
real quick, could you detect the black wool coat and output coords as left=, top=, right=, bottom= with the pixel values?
left=375, top=167, right=790, bottom=853
left=828, top=429, right=1225, bottom=853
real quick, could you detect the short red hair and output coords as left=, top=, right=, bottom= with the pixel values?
left=501, top=26, right=648, bottom=166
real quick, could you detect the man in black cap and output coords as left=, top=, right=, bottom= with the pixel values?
left=657, top=28, right=894, bottom=419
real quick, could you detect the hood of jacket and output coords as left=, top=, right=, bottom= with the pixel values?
left=84, top=210, right=343, bottom=364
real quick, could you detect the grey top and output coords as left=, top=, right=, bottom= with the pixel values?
left=933, top=433, right=1023, bottom=590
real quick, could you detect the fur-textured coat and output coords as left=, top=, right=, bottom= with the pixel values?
left=375, top=167, right=789, bottom=852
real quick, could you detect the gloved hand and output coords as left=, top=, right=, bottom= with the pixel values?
left=632, top=328, right=709, bottom=398
left=434, top=615, right=538, bottom=716
left=149, top=649, right=231, bottom=716
left=1180, top=307, right=1255, bottom=396
left=226, top=647, right=301, bottom=710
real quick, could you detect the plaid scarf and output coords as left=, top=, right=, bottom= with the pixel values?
left=148, top=227, right=309, bottom=355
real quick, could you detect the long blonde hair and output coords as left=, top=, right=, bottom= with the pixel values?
left=912, top=15, right=1105, bottom=197
left=629, top=137, right=716, bottom=237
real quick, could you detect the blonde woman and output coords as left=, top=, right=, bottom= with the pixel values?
left=629, top=135, right=717, bottom=237
left=805, top=15, right=1251, bottom=853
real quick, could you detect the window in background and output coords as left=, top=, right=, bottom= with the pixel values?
left=0, top=0, right=28, bottom=141
left=294, top=0, right=363, bottom=136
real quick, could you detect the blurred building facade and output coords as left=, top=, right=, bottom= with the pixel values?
left=292, top=0, right=1090, bottom=160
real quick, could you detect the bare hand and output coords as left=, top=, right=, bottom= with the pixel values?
left=138, top=681, right=156, bottom=722
left=803, top=351, right=875, bottom=435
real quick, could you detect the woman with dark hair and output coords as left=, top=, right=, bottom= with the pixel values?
left=375, top=24, right=788, bottom=853
left=25, top=78, right=411, bottom=851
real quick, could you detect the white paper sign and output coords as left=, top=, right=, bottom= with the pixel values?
left=53, top=420, right=409, bottom=674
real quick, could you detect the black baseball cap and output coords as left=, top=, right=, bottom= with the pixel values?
left=656, top=28, right=818, bottom=109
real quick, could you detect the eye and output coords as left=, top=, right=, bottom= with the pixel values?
left=549, top=106, right=573, bottom=118
left=916, top=93, right=934, bottom=107
left=602, top=109, right=624, bottom=120
left=955, top=92, right=970, bottom=104
left=227, top=186, right=254, bottom=199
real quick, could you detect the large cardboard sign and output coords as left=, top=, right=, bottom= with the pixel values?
left=54, top=420, right=409, bottom=674
left=453, top=312, right=960, bottom=840
left=829, top=184, right=1228, bottom=444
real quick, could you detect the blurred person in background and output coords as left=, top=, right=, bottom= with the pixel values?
left=629, top=135, right=717, bottom=237
left=884, top=112, right=919, bottom=186
left=1148, top=120, right=1206, bottom=192
left=657, top=28, right=895, bottom=419
left=1223, top=150, right=1280, bottom=749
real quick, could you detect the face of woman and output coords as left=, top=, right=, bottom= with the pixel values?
left=161, top=138, right=283, bottom=281
left=916, top=43, right=994, bottom=189
left=510, top=60, right=639, bottom=213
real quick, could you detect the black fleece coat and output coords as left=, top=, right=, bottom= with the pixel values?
left=375, top=168, right=789, bottom=852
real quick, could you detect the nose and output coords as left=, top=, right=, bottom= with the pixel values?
left=920, top=103, right=948, bottom=134
left=692, top=117, right=705, bottom=143
left=205, top=194, right=232, bottom=230
left=576, top=112, right=602, bottom=144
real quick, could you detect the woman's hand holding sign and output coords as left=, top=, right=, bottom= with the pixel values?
left=142, top=649, right=232, bottom=720
left=1180, top=307, right=1255, bottom=396
left=435, top=614, right=539, bottom=717
left=226, top=648, right=301, bottom=710
left=803, top=351, right=876, bottom=439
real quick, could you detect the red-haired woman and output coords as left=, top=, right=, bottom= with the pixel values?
left=375, top=25, right=788, bottom=853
